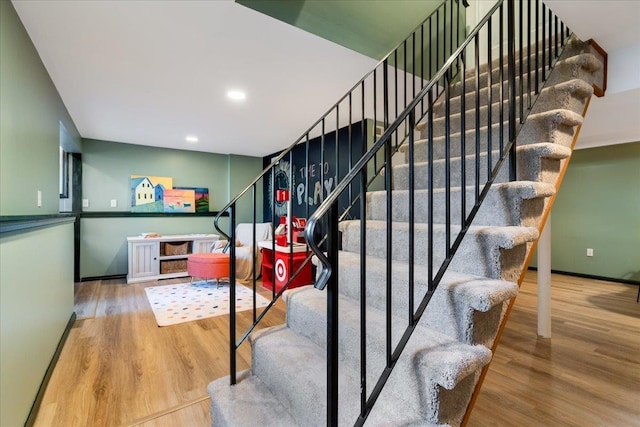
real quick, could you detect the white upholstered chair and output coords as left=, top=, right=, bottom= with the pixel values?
left=212, top=222, right=272, bottom=283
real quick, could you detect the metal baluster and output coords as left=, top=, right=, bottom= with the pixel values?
left=547, top=6, right=552, bottom=77
left=252, top=184, right=257, bottom=322
left=527, top=0, right=532, bottom=109
left=553, top=15, right=560, bottom=58
left=499, top=3, right=505, bottom=158
left=348, top=93, right=353, bottom=216
left=461, top=47, right=467, bottom=226
left=359, top=146, right=368, bottom=419
left=487, top=16, right=493, bottom=180
left=229, top=204, right=237, bottom=385
left=428, top=88, right=434, bottom=291
left=542, top=3, right=546, bottom=82
left=373, top=69, right=378, bottom=172
left=385, top=131, right=393, bottom=368
left=412, top=32, right=416, bottom=101
left=474, top=34, right=480, bottom=202
left=519, top=0, right=524, bottom=124
left=421, top=24, right=424, bottom=116
left=445, top=73, right=451, bottom=258
left=536, top=0, right=544, bottom=95
left=508, top=0, right=517, bottom=181
left=326, top=202, right=339, bottom=426
left=408, top=110, right=415, bottom=323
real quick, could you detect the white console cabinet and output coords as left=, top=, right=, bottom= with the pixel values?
left=127, top=234, right=219, bottom=283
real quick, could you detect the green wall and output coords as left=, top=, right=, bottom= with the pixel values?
left=545, top=141, right=640, bottom=281
left=0, top=2, right=79, bottom=425
left=1, top=224, right=74, bottom=427
left=80, top=139, right=263, bottom=278
left=238, top=0, right=446, bottom=60
left=0, top=1, right=81, bottom=215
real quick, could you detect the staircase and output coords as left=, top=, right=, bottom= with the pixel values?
left=210, top=1, right=605, bottom=425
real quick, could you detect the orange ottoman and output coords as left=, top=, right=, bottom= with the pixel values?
left=187, top=253, right=230, bottom=287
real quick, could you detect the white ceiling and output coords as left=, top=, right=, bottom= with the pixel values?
left=12, top=0, right=640, bottom=157
left=543, top=0, right=640, bottom=149
left=12, top=0, right=377, bottom=157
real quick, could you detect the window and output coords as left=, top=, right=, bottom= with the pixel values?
left=59, top=147, right=69, bottom=198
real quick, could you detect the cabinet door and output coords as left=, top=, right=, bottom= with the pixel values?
left=129, top=241, right=160, bottom=278
left=192, top=239, right=216, bottom=254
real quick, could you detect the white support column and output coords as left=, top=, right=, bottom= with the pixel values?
left=537, top=217, right=552, bottom=338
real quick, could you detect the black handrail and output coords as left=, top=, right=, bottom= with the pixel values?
left=214, top=0, right=467, bottom=388
left=305, top=0, right=571, bottom=424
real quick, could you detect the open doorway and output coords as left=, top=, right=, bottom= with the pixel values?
left=59, top=120, right=82, bottom=281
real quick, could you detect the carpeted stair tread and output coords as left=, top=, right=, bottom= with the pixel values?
left=393, top=142, right=571, bottom=189
left=367, top=180, right=555, bottom=227
left=529, top=78, right=594, bottom=114
left=418, top=108, right=583, bottom=148
left=284, top=285, right=491, bottom=424
left=285, top=286, right=492, bottom=388
left=409, top=106, right=580, bottom=162
left=431, top=78, right=593, bottom=118
left=545, top=52, right=602, bottom=86
left=462, top=35, right=593, bottom=76
left=208, top=370, right=298, bottom=427
left=340, top=220, right=538, bottom=250
left=448, top=52, right=601, bottom=95
left=248, top=324, right=427, bottom=426
left=339, top=219, right=538, bottom=281
left=518, top=108, right=584, bottom=147
left=321, top=250, right=519, bottom=313
left=515, top=142, right=573, bottom=183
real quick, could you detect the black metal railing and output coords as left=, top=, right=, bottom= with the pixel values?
left=305, top=0, right=571, bottom=425
left=214, top=0, right=467, bottom=388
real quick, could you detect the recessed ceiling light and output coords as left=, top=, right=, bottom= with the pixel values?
left=227, top=90, right=246, bottom=101
left=185, top=135, right=199, bottom=143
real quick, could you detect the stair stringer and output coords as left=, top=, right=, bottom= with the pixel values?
left=459, top=46, right=605, bottom=427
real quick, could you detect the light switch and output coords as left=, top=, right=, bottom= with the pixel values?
left=37, top=190, right=42, bottom=207
left=82, top=199, right=90, bottom=208
left=110, top=199, right=117, bottom=208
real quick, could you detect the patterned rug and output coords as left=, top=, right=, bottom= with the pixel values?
left=144, top=281, right=270, bottom=326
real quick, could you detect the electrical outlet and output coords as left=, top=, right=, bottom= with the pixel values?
left=82, top=199, right=90, bottom=208
left=37, top=190, right=42, bottom=207
left=110, top=199, right=117, bottom=208
left=587, top=248, right=594, bottom=257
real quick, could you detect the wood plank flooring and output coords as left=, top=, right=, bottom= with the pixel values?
left=33, top=272, right=639, bottom=426
left=468, top=272, right=640, bottom=427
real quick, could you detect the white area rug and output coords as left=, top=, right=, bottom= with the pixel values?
left=144, top=281, right=270, bottom=326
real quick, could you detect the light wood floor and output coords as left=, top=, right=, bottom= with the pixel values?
left=33, top=272, right=639, bottom=426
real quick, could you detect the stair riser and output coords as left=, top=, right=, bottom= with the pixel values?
left=453, top=52, right=598, bottom=97
left=448, top=71, right=540, bottom=101
left=367, top=186, right=547, bottom=227
left=340, top=224, right=530, bottom=281
left=428, top=99, right=521, bottom=137
left=452, top=64, right=547, bottom=99
left=423, top=103, right=581, bottom=142
left=465, top=41, right=563, bottom=77
left=393, top=151, right=507, bottom=192
left=412, top=125, right=506, bottom=161
left=285, top=289, right=478, bottom=424
left=433, top=78, right=592, bottom=120
left=251, top=328, right=355, bottom=426
left=327, top=256, right=519, bottom=347
left=460, top=36, right=602, bottom=98
left=414, top=111, right=580, bottom=161
left=394, top=145, right=566, bottom=194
